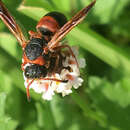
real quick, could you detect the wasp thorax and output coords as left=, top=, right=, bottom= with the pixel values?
left=24, top=64, right=47, bottom=78
left=25, top=38, right=47, bottom=60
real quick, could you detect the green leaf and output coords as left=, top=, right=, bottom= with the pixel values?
left=69, top=28, right=130, bottom=74
left=0, top=93, right=6, bottom=117
left=35, top=102, right=57, bottom=130
left=23, top=0, right=53, bottom=11
left=112, top=7, right=130, bottom=38
left=51, top=0, right=71, bottom=12
left=0, top=71, right=13, bottom=93
left=2, top=0, right=22, bottom=9
left=88, top=76, right=130, bottom=108
left=88, top=76, right=130, bottom=129
left=50, top=95, right=105, bottom=130
left=24, top=123, right=39, bottom=130
left=81, top=0, right=130, bottom=24
left=71, top=90, right=107, bottom=127
left=0, top=93, right=18, bottom=130
left=103, top=77, right=130, bottom=108
left=18, top=5, right=48, bottom=21
left=0, top=33, right=22, bottom=62
left=35, top=102, right=45, bottom=128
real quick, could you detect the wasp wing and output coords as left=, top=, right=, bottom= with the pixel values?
left=0, top=0, right=26, bottom=46
left=47, top=0, right=96, bottom=51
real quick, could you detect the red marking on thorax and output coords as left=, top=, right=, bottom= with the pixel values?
left=23, top=53, right=45, bottom=66
left=28, top=30, right=42, bottom=39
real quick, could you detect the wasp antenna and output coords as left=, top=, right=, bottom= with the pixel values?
left=27, top=95, right=31, bottom=102
left=26, top=86, right=31, bottom=102
left=26, top=79, right=35, bottom=102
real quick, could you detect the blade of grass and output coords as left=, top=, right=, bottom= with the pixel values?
left=69, top=28, right=130, bottom=75
left=71, top=90, right=107, bottom=127
left=18, top=5, right=48, bottom=21
left=35, top=102, right=57, bottom=130
left=23, top=0, right=54, bottom=11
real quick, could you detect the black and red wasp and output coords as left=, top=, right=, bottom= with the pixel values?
left=0, top=0, right=96, bottom=100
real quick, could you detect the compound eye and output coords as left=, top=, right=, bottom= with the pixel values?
left=25, top=70, right=31, bottom=78
left=25, top=65, right=34, bottom=78
left=24, top=64, right=42, bottom=78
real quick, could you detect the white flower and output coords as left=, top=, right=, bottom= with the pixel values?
left=31, top=80, right=49, bottom=93
left=78, top=58, right=86, bottom=68
left=23, top=46, right=85, bottom=100
left=42, top=86, right=55, bottom=100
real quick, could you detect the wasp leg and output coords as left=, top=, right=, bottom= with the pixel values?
left=40, top=78, right=68, bottom=83
left=26, top=79, right=35, bottom=102
left=52, top=54, right=60, bottom=73
left=54, top=45, right=79, bottom=68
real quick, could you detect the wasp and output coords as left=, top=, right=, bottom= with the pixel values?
left=0, top=0, right=96, bottom=100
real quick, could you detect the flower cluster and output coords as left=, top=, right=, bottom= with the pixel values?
left=23, top=46, right=85, bottom=100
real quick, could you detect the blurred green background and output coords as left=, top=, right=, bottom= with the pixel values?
left=0, top=0, right=130, bottom=130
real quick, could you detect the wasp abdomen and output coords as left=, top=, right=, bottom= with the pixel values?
left=36, top=12, right=67, bottom=35
left=45, top=12, right=67, bottom=28
left=25, top=38, right=47, bottom=61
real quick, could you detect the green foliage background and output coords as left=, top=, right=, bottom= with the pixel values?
left=0, top=0, right=130, bottom=130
